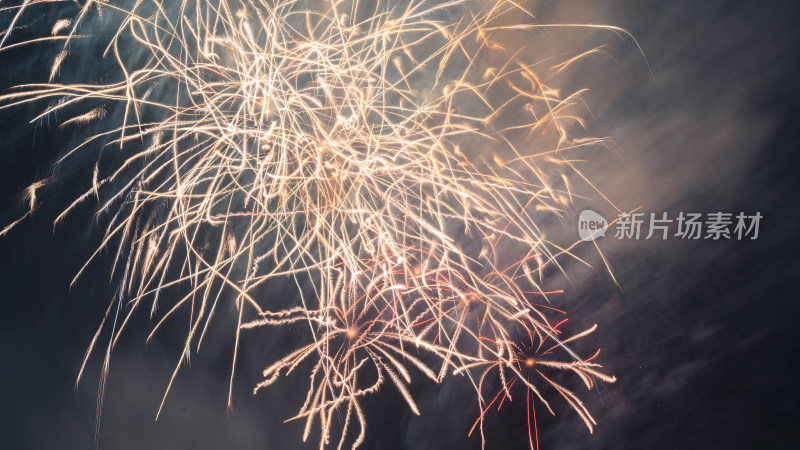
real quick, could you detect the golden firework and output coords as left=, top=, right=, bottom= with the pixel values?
left=0, top=1, right=627, bottom=448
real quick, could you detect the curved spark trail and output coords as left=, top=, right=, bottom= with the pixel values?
left=0, top=0, right=624, bottom=448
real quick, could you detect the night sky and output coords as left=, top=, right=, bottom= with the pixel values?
left=1, top=1, right=798, bottom=449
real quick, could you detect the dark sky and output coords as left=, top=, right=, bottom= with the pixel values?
left=1, top=0, right=799, bottom=449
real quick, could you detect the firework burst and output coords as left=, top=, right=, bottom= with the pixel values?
left=0, top=0, right=627, bottom=448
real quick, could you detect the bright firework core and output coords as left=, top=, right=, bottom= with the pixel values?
left=0, top=0, right=624, bottom=448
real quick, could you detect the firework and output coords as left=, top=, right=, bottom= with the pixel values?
left=1, top=0, right=623, bottom=448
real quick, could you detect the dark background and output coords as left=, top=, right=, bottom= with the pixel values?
left=1, top=0, right=798, bottom=449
